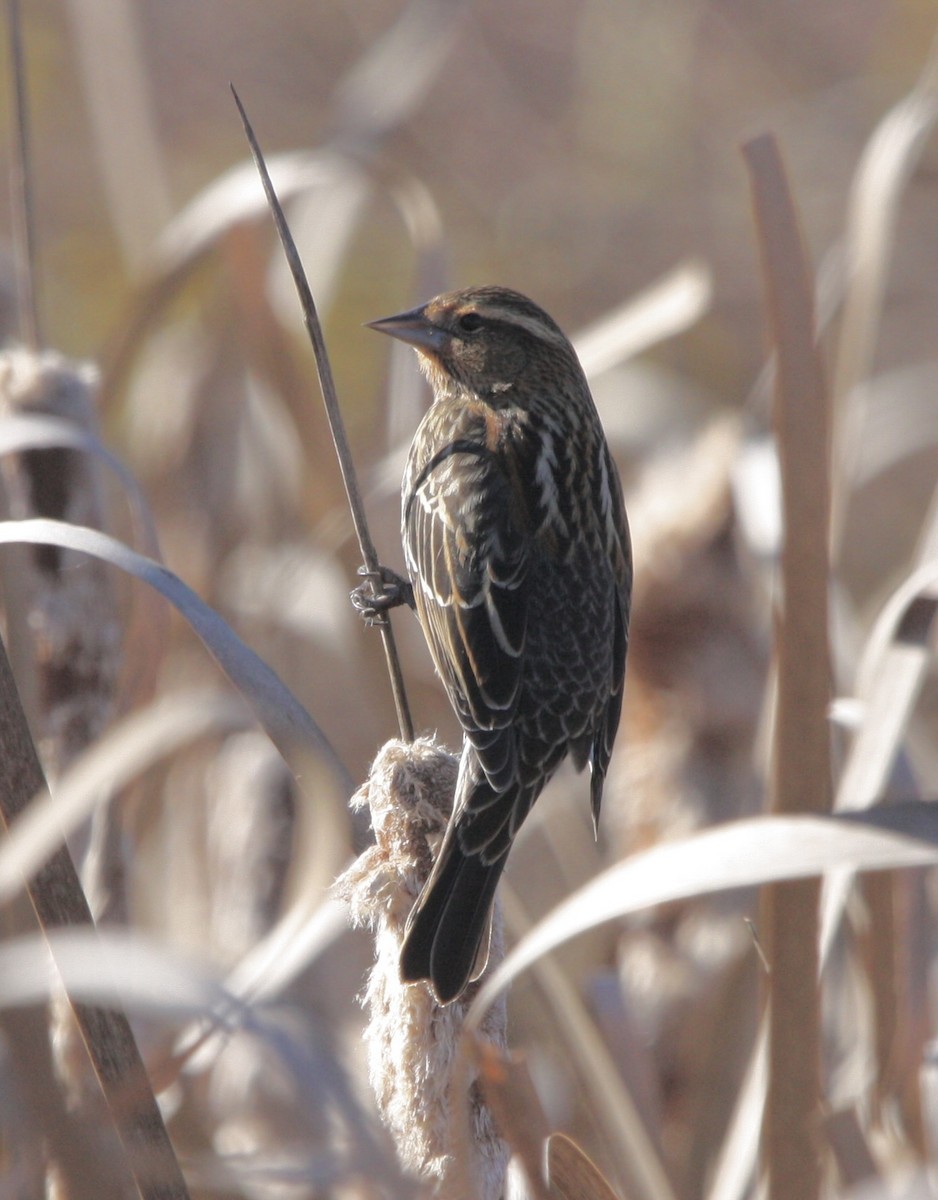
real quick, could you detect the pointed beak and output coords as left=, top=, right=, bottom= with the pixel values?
left=366, top=306, right=447, bottom=355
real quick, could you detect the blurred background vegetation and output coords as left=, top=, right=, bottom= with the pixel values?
left=1, top=2, right=938, bottom=1198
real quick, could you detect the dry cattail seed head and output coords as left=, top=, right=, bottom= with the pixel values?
left=335, top=737, right=509, bottom=1196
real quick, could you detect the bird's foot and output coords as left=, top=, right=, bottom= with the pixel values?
left=350, top=564, right=415, bottom=625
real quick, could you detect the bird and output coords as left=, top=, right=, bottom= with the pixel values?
left=361, top=285, right=631, bottom=1004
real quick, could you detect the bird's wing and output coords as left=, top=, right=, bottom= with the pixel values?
left=404, top=432, right=530, bottom=789
left=590, top=453, right=633, bottom=827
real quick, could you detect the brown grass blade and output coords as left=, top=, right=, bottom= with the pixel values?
left=743, top=131, right=831, bottom=1200
left=499, top=882, right=677, bottom=1200
left=468, top=806, right=938, bottom=1024
left=473, top=1041, right=552, bottom=1200
left=5, top=0, right=40, bottom=347
left=0, top=634, right=190, bottom=1199
left=0, top=689, right=251, bottom=905
left=547, top=1133, right=626, bottom=1200
left=829, top=34, right=938, bottom=557
left=0, top=515, right=352, bottom=794
left=230, top=85, right=414, bottom=742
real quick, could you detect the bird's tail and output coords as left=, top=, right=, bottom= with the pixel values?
left=400, top=828, right=506, bottom=1004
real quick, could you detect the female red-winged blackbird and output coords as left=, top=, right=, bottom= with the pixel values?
left=362, top=286, right=631, bottom=1004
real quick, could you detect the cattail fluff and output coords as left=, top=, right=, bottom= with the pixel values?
left=335, top=738, right=509, bottom=1197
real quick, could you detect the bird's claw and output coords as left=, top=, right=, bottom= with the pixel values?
left=350, top=564, right=415, bottom=625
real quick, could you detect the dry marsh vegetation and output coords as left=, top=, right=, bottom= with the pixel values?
left=1, top=4, right=938, bottom=1198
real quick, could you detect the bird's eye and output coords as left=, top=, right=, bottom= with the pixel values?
left=457, top=312, right=483, bottom=334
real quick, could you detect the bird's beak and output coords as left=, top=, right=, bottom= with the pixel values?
left=366, top=306, right=447, bottom=355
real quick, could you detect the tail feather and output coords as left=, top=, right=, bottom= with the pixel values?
left=400, top=835, right=506, bottom=1004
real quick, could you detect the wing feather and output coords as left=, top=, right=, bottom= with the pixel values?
left=404, top=415, right=530, bottom=791
left=589, top=454, right=632, bottom=829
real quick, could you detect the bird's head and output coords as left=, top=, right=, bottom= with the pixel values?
left=367, top=286, right=578, bottom=400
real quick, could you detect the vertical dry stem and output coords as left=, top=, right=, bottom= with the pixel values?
left=231, top=86, right=415, bottom=742
left=5, top=0, right=41, bottom=348
left=0, top=637, right=190, bottom=1199
left=743, top=133, right=832, bottom=1200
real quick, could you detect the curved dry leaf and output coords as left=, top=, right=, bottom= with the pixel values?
left=573, top=260, right=712, bottom=379
left=0, top=518, right=352, bottom=795
left=0, top=688, right=252, bottom=907
left=732, top=434, right=781, bottom=561
left=706, top=1024, right=768, bottom=1200
left=331, top=0, right=465, bottom=146
left=176, top=773, right=352, bottom=1066
left=547, top=1133, right=623, bottom=1200
left=158, top=0, right=461, bottom=284
left=473, top=1042, right=551, bottom=1200
left=218, top=539, right=354, bottom=645
left=65, top=0, right=173, bottom=271
left=852, top=363, right=938, bottom=488
left=468, top=804, right=938, bottom=1026
left=819, top=559, right=938, bottom=958
left=0, top=410, right=169, bottom=707
left=499, top=884, right=676, bottom=1200
left=0, top=927, right=245, bottom=1025
left=830, top=35, right=938, bottom=550
left=0, top=411, right=159, bottom=553
left=268, top=165, right=372, bottom=324
left=219, top=897, right=349, bottom=1012
left=844, top=543, right=938, bottom=725
left=155, top=151, right=362, bottom=279
left=0, top=924, right=393, bottom=1193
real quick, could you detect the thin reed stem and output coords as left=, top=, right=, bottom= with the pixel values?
left=231, top=85, right=414, bottom=743
left=0, top=635, right=190, bottom=1200
left=5, top=0, right=41, bottom=348
left=743, top=131, right=832, bottom=1200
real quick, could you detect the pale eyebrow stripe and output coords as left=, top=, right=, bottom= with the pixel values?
left=469, top=302, right=569, bottom=349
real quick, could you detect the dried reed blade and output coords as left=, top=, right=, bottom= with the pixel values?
left=0, top=514, right=352, bottom=795
left=497, top=881, right=677, bottom=1200
left=547, top=1132, right=627, bottom=1200
left=743, top=131, right=831, bottom=1200
left=230, top=84, right=414, bottom=742
left=5, top=0, right=40, bottom=347
left=0, top=1000, right=133, bottom=1199
left=829, top=35, right=938, bottom=559
left=0, top=635, right=190, bottom=1199
left=472, top=1041, right=551, bottom=1200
